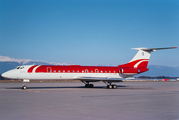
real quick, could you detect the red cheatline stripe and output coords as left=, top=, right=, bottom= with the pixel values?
left=27, top=65, right=38, bottom=73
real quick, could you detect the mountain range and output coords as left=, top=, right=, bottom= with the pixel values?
left=136, top=65, right=179, bottom=77
left=0, top=55, right=178, bottom=77
left=0, top=55, right=69, bottom=74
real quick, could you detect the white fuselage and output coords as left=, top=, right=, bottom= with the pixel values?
left=2, top=65, right=122, bottom=80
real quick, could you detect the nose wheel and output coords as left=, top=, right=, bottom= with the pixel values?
left=21, top=79, right=30, bottom=90
left=22, top=85, right=27, bottom=90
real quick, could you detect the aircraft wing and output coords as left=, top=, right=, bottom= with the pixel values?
left=74, top=77, right=172, bottom=82
left=73, top=77, right=124, bottom=82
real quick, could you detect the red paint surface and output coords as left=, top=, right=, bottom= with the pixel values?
left=118, top=59, right=149, bottom=68
left=27, top=59, right=149, bottom=74
left=27, top=65, right=38, bottom=73
left=35, top=65, right=119, bottom=73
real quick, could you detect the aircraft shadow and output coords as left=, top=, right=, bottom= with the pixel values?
left=6, top=85, right=127, bottom=90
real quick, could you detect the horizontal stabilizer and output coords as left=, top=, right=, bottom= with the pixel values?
left=132, top=47, right=177, bottom=52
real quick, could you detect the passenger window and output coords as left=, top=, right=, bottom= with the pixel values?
left=77, top=70, right=79, bottom=73
left=105, top=71, right=107, bottom=73
left=72, top=70, right=74, bottom=72
left=114, top=71, right=115, bottom=73
left=58, top=70, right=60, bottom=72
left=101, top=71, right=103, bottom=73
left=63, top=70, right=65, bottom=72
left=109, top=71, right=111, bottom=73
left=91, top=70, right=93, bottom=73
left=82, top=70, right=84, bottom=73
left=54, top=70, right=56, bottom=72
left=68, top=70, right=70, bottom=72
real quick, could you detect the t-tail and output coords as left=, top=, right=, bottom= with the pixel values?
left=118, top=47, right=177, bottom=76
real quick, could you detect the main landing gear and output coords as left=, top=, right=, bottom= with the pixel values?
left=82, top=81, right=94, bottom=88
left=85, top=84, right=94, bottom=88
left=107, top=84, right=117, bottom=89
left=104, top=82, right=117, bottom=89
left=82, top=81, right=117, bottom=89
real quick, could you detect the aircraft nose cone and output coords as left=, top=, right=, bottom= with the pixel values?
left=2, top=70, right=19, bottom=79
left=2, top=72, right=8, bottom=78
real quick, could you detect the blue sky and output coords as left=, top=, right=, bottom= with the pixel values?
left=0, top=0, right=179, bottom=67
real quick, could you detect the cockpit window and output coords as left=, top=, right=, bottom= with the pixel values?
left=16, top=66, right=24, bottom=69
left=16, top=66, right=20, bottom=69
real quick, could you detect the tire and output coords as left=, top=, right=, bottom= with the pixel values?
left=22, top=86, right=26, bottom=90
left=112, top=84, right=117, bottom=89
left=108, top=85, right=112, bottom=89
left=89, top=84, right=94, bottom=88
left=85, top=84, right=89, bottom=88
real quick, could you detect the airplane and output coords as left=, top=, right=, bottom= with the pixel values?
left=2, top=47, right=177, bottom=90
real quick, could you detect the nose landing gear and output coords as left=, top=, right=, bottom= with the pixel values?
left=22, top=79, right=30, bottom=90
left=22, top=85, right=27, bottom=90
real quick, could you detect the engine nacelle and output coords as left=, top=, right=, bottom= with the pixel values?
left=119, top=68, right=140, bottom=75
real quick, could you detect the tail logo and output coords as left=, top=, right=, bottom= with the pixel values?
left=133, top=59, right=148, bottom=68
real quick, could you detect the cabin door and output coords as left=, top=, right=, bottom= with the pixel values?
left=47, top=67, right=52, bottom=76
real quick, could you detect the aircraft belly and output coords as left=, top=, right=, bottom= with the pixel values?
left=23, top=73, right=121, bottom=80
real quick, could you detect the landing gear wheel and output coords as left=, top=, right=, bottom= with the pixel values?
left=107, top=84, right=117, bottom=89
left=107, top=85, right=112, bottom=89
left=22, top=86, right=27, bottom=90
left=85, top=84, right=89, bottom=88
left=112, top=84, right=117, bottom=89
left=89, top=84, right=94, bottom=88
left=85, top=84, right=94, bottom=88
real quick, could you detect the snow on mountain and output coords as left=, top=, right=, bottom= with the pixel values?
left=0, top=55, right=70, bottom=74
left=0, top=55, right=47, bottom=65
left=0, top=55, right=25, bottom=63
left=0, top=55, right=69, bottom=65
left=49, top=62, right=70, bottom=65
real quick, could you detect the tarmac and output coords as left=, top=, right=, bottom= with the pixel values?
left=0, top=82, right=179, bottom=120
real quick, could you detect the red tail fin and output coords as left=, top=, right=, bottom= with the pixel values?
left=118, top=47, right=177, bottom=74
left=119, top=59, right=149, bottom=69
